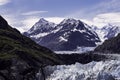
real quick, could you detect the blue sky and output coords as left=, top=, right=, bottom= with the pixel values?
left=0, top=0, right=103, bottom=17
left=0, top=0, right=120, bottom=32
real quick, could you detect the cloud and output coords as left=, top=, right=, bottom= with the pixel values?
left=21, top=16, right=40, bottom=32
left=93, top=12, right=120, bottom=27
left=81, top=19, right=94, bottom=26
left=67, top=0, right=120, bottom=19
left=0, top=0, right=10, bottom=5
left=21, top=11, right=48, bottom=16
left=0, top=10, right=47, bottom=33
left=45, top=17, right=64, bottom=24
left=1, top=14, right=26, bottom=32
left=93, top=12, right=120, bottom=23
left=1, top=0, right=120, bottom=32
left=21, top=17, right=65, bottom=32
left=3, top=12, right=120, bottom=33
left=1, top=14, right=39, bottom=32
left=81, top=12, right=120, bottom=28
left=18, top=17, right=65, bottom=32
left=2, top=14, right=17, bottom=27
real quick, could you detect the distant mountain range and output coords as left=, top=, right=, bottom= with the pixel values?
left=24, top=18, right=101, bottom=51
left=24, top=18, right=120, bottom=51
left=92, top=24, right=120, bottom=41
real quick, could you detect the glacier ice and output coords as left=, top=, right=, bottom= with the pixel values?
left=55, top=47, right=95, bottom=54
left=44, top=60, right=120, bottom=80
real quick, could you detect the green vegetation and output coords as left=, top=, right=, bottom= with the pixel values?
left=0, top=20, right=62, bottom=67
left=0, top=15, right=63, bottom=80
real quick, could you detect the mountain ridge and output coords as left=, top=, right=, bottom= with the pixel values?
left=24, top=18, right=101, bottom=51
left=92, top=24, right=120, bottom=41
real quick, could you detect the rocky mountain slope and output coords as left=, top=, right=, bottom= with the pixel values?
left=24, top=18, right=100, bottom=51
left=0, top=16, right=63, bottom=80
left=94, top=32, right=120, bottom=53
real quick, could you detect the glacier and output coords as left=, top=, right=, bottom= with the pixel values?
left=55, top=47, right=95, bottom=54
left=44, top=60, right=120, bottom=80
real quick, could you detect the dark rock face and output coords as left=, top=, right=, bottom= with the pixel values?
left=58, top=52, right=107, bottom=65
left=94, top=33, right=120, bottom=53
left=0, top=16, right=62, bottom=80
left=24, top=18, right=100, bottom=51
left=0, top=58, right=35, bottom=80
left=0, top=16, right=9, bottom=29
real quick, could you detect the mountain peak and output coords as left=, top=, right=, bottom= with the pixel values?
left=38, top=18, right=48, bottom=23
left=61, top=18, right=78, bottom=24
left=26, top=18, right=55, bottom=34
left=64, top=18, right=77, bottom=21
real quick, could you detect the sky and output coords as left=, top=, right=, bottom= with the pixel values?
left=0, top=0, right=120, bottom=32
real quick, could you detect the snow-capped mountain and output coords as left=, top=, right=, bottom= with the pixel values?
left=24, top=18, right=101, bottom=51
left=92, top=24, right=120, bottom=41
left=102, top=24, right=120, bottom=40
left=24, top=18, right=56, bottom=39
